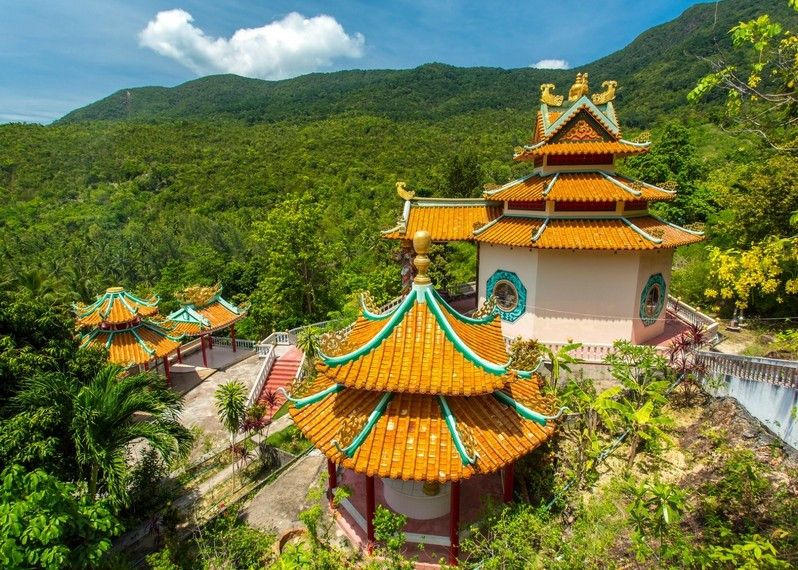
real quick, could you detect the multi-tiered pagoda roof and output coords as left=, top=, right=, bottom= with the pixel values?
left=383, top=74, right=703, bottom=251
left=165, top=285, right=248, bottom=336
left=77, top=287, right=183, bottom=367
left=288, top=231, right=561, bottom=482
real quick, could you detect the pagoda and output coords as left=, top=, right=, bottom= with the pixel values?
left=77, top=287, right=183, bottom=380
left=284, top=231, right=562, bottom=564
left=384, top=74, right=703, bottom=346
left=164, top=285, right=248, bottom=367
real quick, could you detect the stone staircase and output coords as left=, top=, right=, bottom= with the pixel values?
left=257, top=346, right=304, bottom=408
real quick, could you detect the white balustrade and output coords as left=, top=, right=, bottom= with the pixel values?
left=697, top=351, right=798, bottom=389
left=247, top=344, right=276, bottom=407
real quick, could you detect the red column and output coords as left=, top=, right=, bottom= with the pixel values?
left=200, top=335, right=208, bottom=367
left=366, top=475, right=376, bottom=553
left=327, top=460, right=337, bottom=507
left=449, top=481, right=461, bottom=565
left=143, top=361, right=149, bottom=371
left=502, top=462, right=515, bottom=503
left=231, top=324, right=237, bottom=352
left=163, top=355, right=171, bottom=385
left=208, top=335, right=213, bottom=349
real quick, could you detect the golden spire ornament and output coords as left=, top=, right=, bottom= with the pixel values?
left=413, top=230, right=432, bottom=285
left=568, top=72, right=590, bottom=101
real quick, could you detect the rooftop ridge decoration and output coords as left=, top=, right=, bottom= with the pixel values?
left=76, top=286, right=159, bottom=328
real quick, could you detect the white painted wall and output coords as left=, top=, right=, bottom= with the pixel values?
left=479, top=245, right=651, bottom=344
left=478, top=244, right=539, bottom=339
left=533, top=249, right=639, bottom=344
left=632, top=250, right=674, bottom=344
left=706, top=376, right=798, bottom=451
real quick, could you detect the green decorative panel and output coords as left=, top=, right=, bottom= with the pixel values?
left=640, top=273, right=666, bottom=326
left=486, top=270, right=526, bottom=322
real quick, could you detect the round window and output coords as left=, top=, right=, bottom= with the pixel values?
left=493, top=280, right=519, bottom=312
left=486, top=270, right=526, bottom=322
left=639, top=273, right=666, bottom=326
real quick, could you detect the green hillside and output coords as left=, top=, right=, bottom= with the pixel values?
left=57, top=0, right=797, bottom=128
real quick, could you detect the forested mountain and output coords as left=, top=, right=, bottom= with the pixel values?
left=58, top=0, right=797, bottom=128
left=3, top=0, right=798, bottom=338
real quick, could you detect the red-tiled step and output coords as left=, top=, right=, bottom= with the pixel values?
left=257, top=346, right=304, bottom=410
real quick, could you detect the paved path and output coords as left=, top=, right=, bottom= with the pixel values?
left=172, top=353, right=263, bottom=462
left=242, top=450, right=325, bottom=534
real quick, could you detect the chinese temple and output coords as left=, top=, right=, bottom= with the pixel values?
left=164, top=285, right=248, bottom=367
left=284, top=231, right=562, bottom=564
left=77, top=287, right=183, bottom=380
left=384, top=74, right=703, bottom=346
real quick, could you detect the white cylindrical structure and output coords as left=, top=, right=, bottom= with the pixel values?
left=382, top=478, right=451, bottom=520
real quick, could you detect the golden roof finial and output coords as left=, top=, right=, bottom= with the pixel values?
left=540, top=83, right=564, bottom=106
left=413, top=230, right=432, bottom=285
left=592, top=80, right=617, bottom=104
left=568, top=72, right=590, bottom=101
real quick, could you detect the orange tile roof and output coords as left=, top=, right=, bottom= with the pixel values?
left=382, top=201, right=502, bottom=242
left=81, top=322, right=183, bottom=366
left=474, top=216, right=703, bottom=250
left=318, top=300, right=509, bottom=396
left=197, top=300, right=247, bottom=331
left=164, top=294, right=247, bottom=336
left=290, top=377, right=556, bottom=481
left=77, top=287, right=159, bottom=327
left=516, top=140, right=648, bottom=159
left=488, top=172, right=675, bottom=203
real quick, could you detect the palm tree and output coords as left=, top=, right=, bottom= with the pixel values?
left=72, top=365, right=193, bottom=501
left=11, top=364, right=192, bottom=504
left=214, top=380, right=247, bottom=472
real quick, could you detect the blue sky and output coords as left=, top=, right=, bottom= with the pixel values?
left=1, top=1, right=700, bottom=123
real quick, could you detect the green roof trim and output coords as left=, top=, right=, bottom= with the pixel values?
left=319, top=288, right=418, bottom=365
left=280, top=383, right=345, bottom=409
left=438, top=395, right=478, bottom=466
left=429, top=288, right=496, bottom=325
left=359, top=293, right=405, bottom=321
left=333, top=392, right=394, bottom=458
left=492, top=390, right=547, bottom=425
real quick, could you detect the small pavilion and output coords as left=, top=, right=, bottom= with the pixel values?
left=164, top=285, right=248, bottom=368
left=77, top=287, right=183, bottom=381
left=285, top=231, right=562, bottom=565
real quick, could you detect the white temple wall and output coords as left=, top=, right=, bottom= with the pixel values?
left=477, top=245, right=539, bottom=339
left=532, top=250, right=639, bottom=344
left=478, top=245, right=645, bottom=345
left=631, top=250, right=674, bottom=344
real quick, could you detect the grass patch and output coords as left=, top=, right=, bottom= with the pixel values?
left=264, top=424, right=311, bottom=455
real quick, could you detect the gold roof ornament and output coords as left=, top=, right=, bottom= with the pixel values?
left=412, top=230, right=432, bottom=285
left=592, top=80, right=618, bottom=105
left=540, top=83, right=564, bottom=106
left=396, top=181, right=415, bottom=201
left=568, top=72, right=590, bottom=101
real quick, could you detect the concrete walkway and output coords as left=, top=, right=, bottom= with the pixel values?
left=242, top=450, right=326, bottom=535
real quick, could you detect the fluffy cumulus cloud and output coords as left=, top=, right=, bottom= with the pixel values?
left=531, top=59, right=570, bottom=70
left=139, top=9, right=365, bottom=80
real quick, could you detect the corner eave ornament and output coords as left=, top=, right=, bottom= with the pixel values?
left=591, top=80, right=617, bottom=104
left=396, top=181, right=415, bottom=201
left=540, top=83, right=563, bottom=106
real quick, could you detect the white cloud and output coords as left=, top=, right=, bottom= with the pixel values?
left=139, top=9, right=365, bottom=80
left=531, top=59, right=570, bottom=70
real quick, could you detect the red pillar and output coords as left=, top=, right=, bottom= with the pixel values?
left=200, top=335, right=208, bottom=367
left=327, top=460, right=337, bottom=507
left=176, top=345, right=182, bottom=364
left=449, top=481, right=461, bottom=565
left=366, top=475, right=376, bottom=553
left=208, top=335, right=213, bottom=349
left=502, top=462, right=515, bottom=503
left=143, top=361, right=149, bottom=371
left=163, top=355, right=171, bottom=385
left=230, top=324, right=237, bottom=352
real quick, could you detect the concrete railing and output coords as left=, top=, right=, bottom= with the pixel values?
left=247, top=344, right=276, bottom=407
left=667, top=296, right=719, bottom=343
left=698, top=351, right=798, bottom=389
left=212, top=336, right=256, bottom=351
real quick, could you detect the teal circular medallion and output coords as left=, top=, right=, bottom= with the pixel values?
left=486, top=270, right=526, bottom=322
left=640, top=273, right=666, bottom=326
